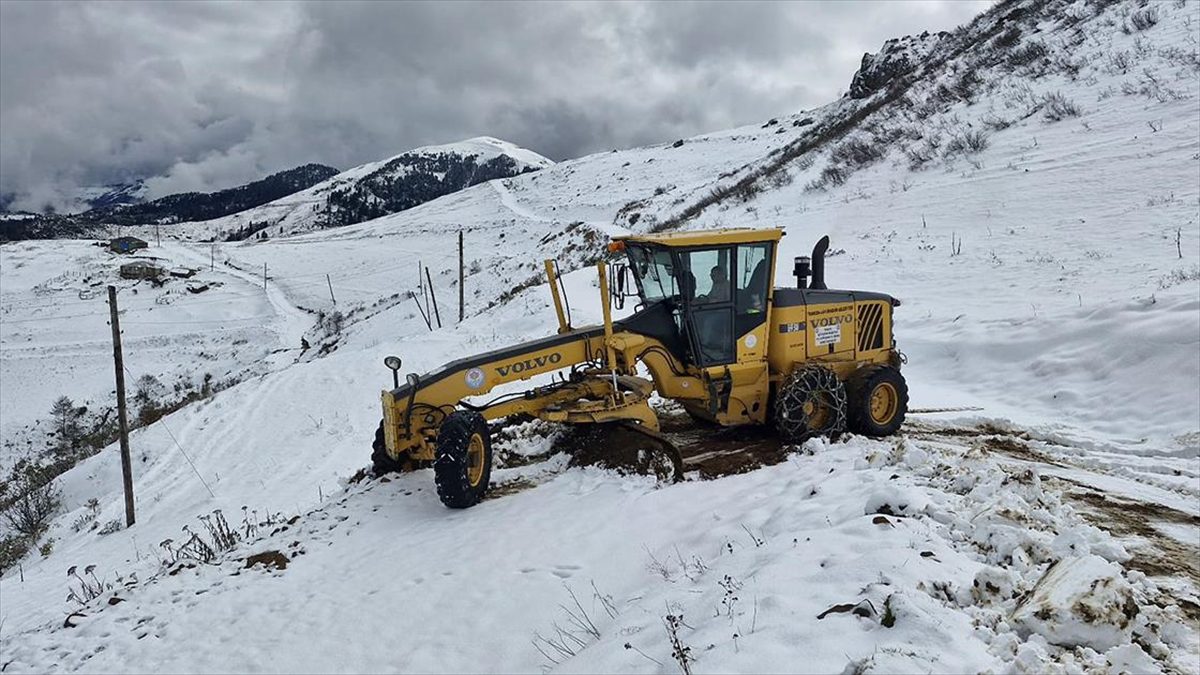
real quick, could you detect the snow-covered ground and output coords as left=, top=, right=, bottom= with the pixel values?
left=2, top=0, right=1198, bottom=672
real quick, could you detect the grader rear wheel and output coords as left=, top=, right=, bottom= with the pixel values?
left=434, top=411, right=494, bottom=508
left=774, top=366, right=847, bottom=444
left=847, top=366, right=908, bottom=437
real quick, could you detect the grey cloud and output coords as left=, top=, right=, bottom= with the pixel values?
left=0, top=0, right=989, bottom=212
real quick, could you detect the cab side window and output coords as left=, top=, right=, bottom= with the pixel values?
left=734, top=243, right=771, bottom=335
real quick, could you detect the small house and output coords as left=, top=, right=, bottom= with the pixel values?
left=119, top=261, right=163, bottom=280
left=110, top=236, right=148, bottom=254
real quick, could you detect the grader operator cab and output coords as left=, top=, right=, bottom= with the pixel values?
left=375, top=228, right=907, bottom=508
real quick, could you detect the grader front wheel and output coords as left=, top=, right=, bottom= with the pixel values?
left=371, top=421, right=406, bottom=476
left=775, top=366, right=847, bottom=444
left=434, top=411, right=494, bottom=508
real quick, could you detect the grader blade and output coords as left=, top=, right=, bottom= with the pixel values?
left=613, top=420, right=685, bottom=483
left=563, top=420, right=684, bottom=483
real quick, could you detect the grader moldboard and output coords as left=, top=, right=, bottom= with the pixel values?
left=374, top=228, right=907, bottom=508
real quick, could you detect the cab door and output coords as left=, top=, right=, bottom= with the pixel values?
left=679, top=246, right=735, bottom=367
left=679, top=243, right=774, bottom=424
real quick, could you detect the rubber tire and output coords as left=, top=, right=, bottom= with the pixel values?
left=847, top=366, right=908, bottom=437
left=774, top=366, right=847, bottom=444
left=434, top=411, right=493, bottom=509
left=371, top=421, right=407, bottom=476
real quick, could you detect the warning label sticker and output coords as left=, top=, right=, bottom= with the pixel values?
left=814, top=324, right=841, bottom=346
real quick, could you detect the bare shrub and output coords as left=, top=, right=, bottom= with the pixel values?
left=0, top=534, right=31, bottom=574
left=133, top=374, right=167, bottom=426
left=806, top=165, right=848, bottom=191
left=532, top=584, right=610, bottom=667
left=1008, top=40, right=1048, bottom=68
left=1106, top=50, right=1133, bottom=74
left=1122, top=70, right=1186, bottom=102
left=66, top=564, right=112, bottom=605
left=1126, top=6, right=1159, bottom=32
left=994, top=25, right=1022, bottom=49
left=97, top=519, right=122, bottom=536
left=1052, top=52, right=1083, bottom=78
left=1157, top=266, right=1200, bottom=290
left=70, top=498, right=100, bottom=533
left=664, top=612, right=695, bottom=675
left=1159, top=45, right=1200, bottom=70
left=1041, top=91, right=1082, bottom=121
left=158, top=509, right=242, bottom=567
left=948, top=68, right=984, bottom=102
left=944, top=129, right=990, bottom=157
left=766, top=169, right=794, bottom=190
left=905, top=135, right=942, bottom=170
left=981, top=113, right=1012, bottom=131
left=316, top=310, right=345, bottom=337
left=2, top=472, right=61, bottom=539
left=829, top=138, right=883, bottom=169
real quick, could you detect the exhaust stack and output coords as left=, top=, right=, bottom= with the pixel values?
left=793, top=256, right=811, bottom=289
left=810, top=235, right=829, bottom=290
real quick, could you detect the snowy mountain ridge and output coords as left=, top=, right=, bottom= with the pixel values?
left=1, top=0, right=1197, bottom=672
left=164, top=136, right=553, bottom=240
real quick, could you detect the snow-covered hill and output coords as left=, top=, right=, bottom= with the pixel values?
left=1, top=0, right=1198, bottom=672
left=163, top=137, right=553, bottom=241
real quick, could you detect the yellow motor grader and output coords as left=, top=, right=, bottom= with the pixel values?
left=375, top=228, right=907, bottom=508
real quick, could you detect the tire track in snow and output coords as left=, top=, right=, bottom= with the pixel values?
left=172, top=243, right=313, bottom=364
left=490, top=179, right=630, bottom=238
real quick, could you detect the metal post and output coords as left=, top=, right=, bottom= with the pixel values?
left=458, top=230, right=464, bottom=323
left=545, top=259, right=569, bottom=333
left=263, top=263, right=267, bottom=290
left=326, top=274, right=336, bottom=305
left=425, top=265, right=441, bottom=328
left=107, top=286, right=135, bottom=527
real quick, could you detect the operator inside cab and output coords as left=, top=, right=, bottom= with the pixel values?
left=700, top=266, right=730, bottom=303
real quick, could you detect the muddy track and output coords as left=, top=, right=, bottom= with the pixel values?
left=910, top=419, right=1200, bottom=625
left=1055, top=477, right=1200, bottom=589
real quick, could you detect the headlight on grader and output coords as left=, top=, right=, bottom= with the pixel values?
left=383, top=355, right=402, bottom=388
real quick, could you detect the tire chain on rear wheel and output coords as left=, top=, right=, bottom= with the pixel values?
left=774, top=365, right=847, bottom=443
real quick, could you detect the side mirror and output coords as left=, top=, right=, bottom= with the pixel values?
left=613, top=263, right=626, bottom=310
left=384, top=355, right=402, bottom=388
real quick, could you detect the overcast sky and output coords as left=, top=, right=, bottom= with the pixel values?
left=0, top=0, right=989, bottom=212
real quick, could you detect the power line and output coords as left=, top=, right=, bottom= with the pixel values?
left=123, top=364, right=215, bottom=500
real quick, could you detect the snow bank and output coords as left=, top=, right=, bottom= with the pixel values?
left=1011, top=554, right=1138, bottom=651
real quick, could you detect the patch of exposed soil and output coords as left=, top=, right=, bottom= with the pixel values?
left=979, top=435, right=1068, bottom=467
left=244, top=550, right=289, bottom=571
left=485, top=478, right=539, bottom=500
left=562, top=424, right=679, bottom=481
left=659, top=410, right=786, bottom=479
left=1049, top=478, right=1200, bottom=622
left=903, top=420, right=1031, bottom=441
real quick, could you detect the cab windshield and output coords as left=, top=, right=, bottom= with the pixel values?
left=627, top=244, right=678, bottom=303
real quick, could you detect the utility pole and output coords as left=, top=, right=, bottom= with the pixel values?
left=458, top=230, right=465, bottom=323
left=326, top=273, right=336, bottom=305
left=263, top=263, right=267, bottom=290
left=107, top=286, right=135, bottom=528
